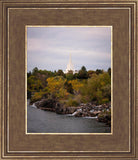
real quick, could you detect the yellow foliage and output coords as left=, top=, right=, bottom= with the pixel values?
left=46, top=76, right=68, bottom=99
left=31, top=91, right=45, bottom=102
left=69, top=79, right=84, bottom=94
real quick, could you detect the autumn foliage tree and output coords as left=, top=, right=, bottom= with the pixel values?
left=27, top=67, right=111, bottom=106
left=46, top=76, right=69, bottom=99
left=68, top=79, right=84, bottom=95
left=80, top=72, right=111, bottom=104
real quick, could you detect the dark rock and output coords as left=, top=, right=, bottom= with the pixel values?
left=34, top=99, right=111, bottom=122
left=35, top=98, right=57, bottom=111
left=74, top=111, right=83, bottom=117
left=55, top=103, right=65, bottom=114
left=55, top=103, right=77, bottom=114
left=97, top=111, right=111, bottom=126
left=90, top=111, right=101, bottom=117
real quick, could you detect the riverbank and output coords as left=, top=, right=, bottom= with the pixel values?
left=30, top=98, right=111, bottom=126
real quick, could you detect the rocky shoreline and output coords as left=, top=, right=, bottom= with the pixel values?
left=32, top=98, right=111, bottom=126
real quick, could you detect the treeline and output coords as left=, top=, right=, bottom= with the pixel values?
left=27, top=66, right=111, bottom=106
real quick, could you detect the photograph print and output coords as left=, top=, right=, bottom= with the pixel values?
left=27, top=26, right=112, bottom=133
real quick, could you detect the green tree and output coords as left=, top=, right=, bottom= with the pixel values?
left=96, top=69, right=103, bottom=75
left=57, top=69, right=65, bottom=77
left=32, top=67, right=39, bottom=75
left=73, top=73, right=78, bottom=79
left=80, top=72, right=111, bottom=104
left=64, top=81, right=74, bottom=94
left=108, top=67, right=111, bottom=76
left=87, top=70, right=95, bottom=78
left=77, top=66, right=88, bottom=79
left=27, top=71, right=32, bottom=77
left=27, top=75, right=43, bottom=92
left=66, top=73, right=74, bottom=80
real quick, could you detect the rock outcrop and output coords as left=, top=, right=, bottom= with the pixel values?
left=55, top=103, right=77, bottom=114
left=35, top=98, right=57, bottom=111
left=32, top=98, right=111, bottom=126
left=97, top=111, right=111, bottom=126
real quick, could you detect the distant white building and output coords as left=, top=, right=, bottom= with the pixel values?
left=65, top=54, right=78, bottom=74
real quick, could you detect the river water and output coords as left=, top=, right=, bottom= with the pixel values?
left=27, top=103, right=111, bottom=133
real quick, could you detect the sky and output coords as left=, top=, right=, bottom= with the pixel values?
left=27, top=26, right=111, bottom=72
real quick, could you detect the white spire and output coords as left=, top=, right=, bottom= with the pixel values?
left=65, top=54, right=75, bottom=73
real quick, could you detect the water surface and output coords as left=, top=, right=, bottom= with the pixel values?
left=27, top=104, right=111, bottom=133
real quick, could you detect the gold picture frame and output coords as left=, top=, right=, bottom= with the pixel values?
left=0, top=0, right=137, bottom=159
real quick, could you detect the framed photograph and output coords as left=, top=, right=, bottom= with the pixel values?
left=0, top=0, right=137, bottom=159
left=26, top=26, right=112, bottom=134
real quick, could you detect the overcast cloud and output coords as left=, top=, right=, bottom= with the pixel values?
left=27, top=26, right=111, bottom=72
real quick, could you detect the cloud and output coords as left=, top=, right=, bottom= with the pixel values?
left=27, top=27, right=111, bottom=72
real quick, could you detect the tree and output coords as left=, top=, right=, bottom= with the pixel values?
left=73, top=73, right=78, bottom=79
left=102, top=84, right=111, bottom=101
left=80, top=72, right=111, bottom=104
left=77, top=66, right=88, bottom=79
left=27, top=71, right=32, bottom=77
left=87, top=70, right=95, bottom=78
left=30, top=91, right=47, bottom=103
left=27, top=75, right=43, bottom=92
left=57, top=69, right=65, bottom=77
left=32, top=67, right=39, bottom=75
left=82, top=66, right=87, bottom=71
left=46, top=76, right=68, bottom=99
left=108, top=67, right=111, bottom=76
left=69, top=79, right=84, bottom=95
left=64, top=81, right=74, bottom=94
left=66, top=72, right=74, bottom=80
left=96, top=69, right=103, bottom=75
